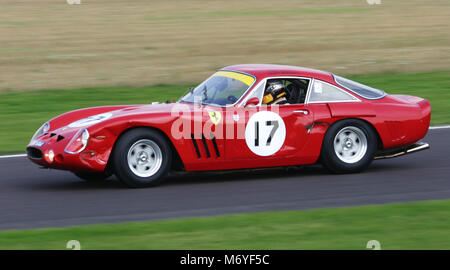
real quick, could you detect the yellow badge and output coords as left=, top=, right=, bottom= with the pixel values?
left=209, top=111, right=221, bottom=125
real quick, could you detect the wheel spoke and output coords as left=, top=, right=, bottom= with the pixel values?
left=127, top=139, right=163, bottom=178
left=348, top=133, right=358, bottom=142
left=342, top=150, right=351, bottom=158
left=146, top=148, right=155, bottom=157
left=333, top=126, right=368, bottom=164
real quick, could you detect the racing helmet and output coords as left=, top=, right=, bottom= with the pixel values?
left=262, top=81, right=287, bottom=104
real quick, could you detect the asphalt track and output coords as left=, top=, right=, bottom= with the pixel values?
left=0, top=128, right=449, bottom=230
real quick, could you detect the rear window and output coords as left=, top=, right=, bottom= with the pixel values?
left=334, top=75, right=386, bottom=99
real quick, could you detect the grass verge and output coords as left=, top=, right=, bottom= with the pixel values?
left=0, top=199, right=449, bottom=249
left=0, top=70, right=449, bottom=154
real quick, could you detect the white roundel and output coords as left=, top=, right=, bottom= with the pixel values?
left=245, top=111, right=286, bottom=156
left=68, top=112, right=113, bottom=128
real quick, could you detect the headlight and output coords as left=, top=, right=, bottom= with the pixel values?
left=64, top=128, right=90, bottom=154
left=30, top=122, right=50, bottom=142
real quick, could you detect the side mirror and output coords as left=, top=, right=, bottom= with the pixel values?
left=245, top=97, right=260, bottom=107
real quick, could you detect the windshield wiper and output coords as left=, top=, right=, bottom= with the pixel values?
left=202, top=85, right=208, bottom=101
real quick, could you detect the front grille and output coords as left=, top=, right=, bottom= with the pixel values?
left=27, top=147, right=43, bottom=159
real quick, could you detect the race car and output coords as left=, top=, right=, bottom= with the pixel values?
left=27, top=64, right=431, bottom=187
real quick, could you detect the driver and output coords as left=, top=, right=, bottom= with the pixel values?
left=262, top=81, right=289, bottom=105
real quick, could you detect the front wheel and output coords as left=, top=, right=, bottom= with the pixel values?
left=112, top=128, right=172, bottom=188
left=320, top=119, right=377, bottom=173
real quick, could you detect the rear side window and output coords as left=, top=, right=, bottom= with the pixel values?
left=308, top=80, right=358, bottom=103
left=334, top=75, right=386, bottom=99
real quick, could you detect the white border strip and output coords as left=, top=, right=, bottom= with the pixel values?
left=0, top=126, right=449, bottom=159
left=0, top=154, right=27, bottom=159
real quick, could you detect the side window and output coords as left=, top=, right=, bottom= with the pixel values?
left=261, top=78, right=310, bottom=106
left=285, top=79, right=309, bottom=104
left=334, top=75, right=386, bottom=99
left=308, top=80, right=358, bottom=103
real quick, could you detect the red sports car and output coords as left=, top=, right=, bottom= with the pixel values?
left=27, top=64, right=430, bottom=187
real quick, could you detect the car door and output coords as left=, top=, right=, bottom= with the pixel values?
left=224, top=79, right=314, bottom=165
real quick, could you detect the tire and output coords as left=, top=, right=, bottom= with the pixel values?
left=74, top=171, right=111, bottom=182
left=320, top=119, right=377, bottom=173
left=112, top=128, right=172, bottom=188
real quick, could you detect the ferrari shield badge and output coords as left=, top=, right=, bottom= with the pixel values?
left=209, top=111, right=221, bottom=125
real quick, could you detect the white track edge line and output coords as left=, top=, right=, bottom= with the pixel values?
left=429, top=125, right=450, bottom=130
left=0, top=126, right=449, bottom=159
left=0, top=154, right=27, bottom=159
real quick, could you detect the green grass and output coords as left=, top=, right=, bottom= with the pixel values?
left=0, top=199, right=449, bottom=250
left=0, top=70, right=449, bottom=154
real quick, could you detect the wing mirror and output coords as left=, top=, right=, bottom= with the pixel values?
left=245, top=97, right=260, bottom=107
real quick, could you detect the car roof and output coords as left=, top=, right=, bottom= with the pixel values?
left=221, top=64, right=334, bottom=82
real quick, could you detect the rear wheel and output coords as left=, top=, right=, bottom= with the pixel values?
left=321, top=119, right=377, bottom=173
left=112, top=128, right=172, bottom=188
left=74, top=171, right=111, bottom=182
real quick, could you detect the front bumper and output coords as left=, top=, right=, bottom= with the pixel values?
left=27, top=133, right=110, bottom=172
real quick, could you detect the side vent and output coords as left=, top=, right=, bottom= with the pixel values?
left=190, top=133, right=220, bottom=158
left=190, top=134, right=201, bottom=158
left=210, top=133, right=220, bottom=158
left=201, top=134, right=211, bottom=158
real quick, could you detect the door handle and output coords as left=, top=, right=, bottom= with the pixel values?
left=294, top=110, right=309, bottom=115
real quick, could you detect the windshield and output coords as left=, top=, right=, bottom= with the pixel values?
left=334, top=75, right=386, bottom=99
left=180, top=71, right=255, bottom=106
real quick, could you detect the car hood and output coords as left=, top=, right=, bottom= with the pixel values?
left=45, top=102, right=187, bottom=137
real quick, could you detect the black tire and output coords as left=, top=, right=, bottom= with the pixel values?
left=112, top=128, right=172, bottom=188
left=320, top=119, right=377, bottom=173
left=74, top=171, right=111, bottom=182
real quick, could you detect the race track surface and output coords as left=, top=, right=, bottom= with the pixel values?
left=0, top=129, right=449, bottom=230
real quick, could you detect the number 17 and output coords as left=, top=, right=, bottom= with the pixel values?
left=255, top=120, right=279, bottom=147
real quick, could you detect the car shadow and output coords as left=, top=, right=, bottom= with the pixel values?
left=163, top=165, right=325, bottom=186
left=22, top=160, right=416, bottom=191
